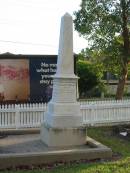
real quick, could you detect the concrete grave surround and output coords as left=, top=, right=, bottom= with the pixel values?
left=0, top=133, right=112, bottom=169
left=41, top=13, right=86, bottom=147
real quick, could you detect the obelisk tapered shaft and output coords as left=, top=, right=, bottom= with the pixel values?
left=56, top=13, right=75, bottom=78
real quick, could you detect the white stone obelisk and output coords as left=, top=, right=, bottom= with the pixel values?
left=41, top=13, right=86, bottom=147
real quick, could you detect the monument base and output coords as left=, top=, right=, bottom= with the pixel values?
left=0, top=133, right=112, bottom=170
left=41, top=123, right=86, bottom=147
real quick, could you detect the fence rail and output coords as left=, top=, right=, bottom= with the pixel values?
left=1, top=100, right=130, bottom=129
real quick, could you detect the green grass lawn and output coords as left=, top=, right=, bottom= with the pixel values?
left=88, top=127, right=130, bottom=157
left=1, top=127, right=130, bottom=173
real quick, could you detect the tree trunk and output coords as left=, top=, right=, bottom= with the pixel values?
left=116, top=64, right=128, bottom=100
left=116, top=0, right=130, bottom=100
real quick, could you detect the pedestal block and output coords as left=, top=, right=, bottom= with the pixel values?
left=43, top=77, right=82, bottom=128
left=41, top=123, right=86, bottom=147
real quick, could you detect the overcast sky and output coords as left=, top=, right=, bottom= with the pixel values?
left=0, top=0, right=88, bottom=55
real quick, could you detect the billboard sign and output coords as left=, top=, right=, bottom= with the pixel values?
left=0, top=54, right=57, bottom=103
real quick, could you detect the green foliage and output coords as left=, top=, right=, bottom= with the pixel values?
left=74, top=0, right=123, bottom=50
left=76, top=59, right=104, bottom=96
left=101, top=36, right=124, bottom=77
left=74, top=0, right=130, bottom=99
left=128, top=64, right=130, bottom=77
left=80, top=38, right=122, bottom=78
left=74, top=0, right=130, bottom=48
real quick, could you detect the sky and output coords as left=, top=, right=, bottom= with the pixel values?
left=0, top=0, right=88, bottom=55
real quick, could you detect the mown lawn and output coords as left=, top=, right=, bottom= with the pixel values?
left=88, top=126, right=130, bottom=157
left=1, top=127, right=130, bottom=173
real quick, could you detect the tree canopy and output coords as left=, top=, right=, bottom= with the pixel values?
left=74, top=0, right=130, bottom=99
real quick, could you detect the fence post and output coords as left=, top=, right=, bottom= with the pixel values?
left=15, top=104, right=20, bottom=129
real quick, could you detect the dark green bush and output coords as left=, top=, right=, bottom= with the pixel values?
left=76, top=60, right=104, bottom=97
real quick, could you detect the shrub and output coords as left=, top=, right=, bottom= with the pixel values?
left=76, top=60, right=104, bottom=97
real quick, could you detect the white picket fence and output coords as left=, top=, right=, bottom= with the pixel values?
left=0, top=103, right=47, bottom=129
left=1, top=100, right=130, bottom=129
left=80, top=99, right=130, bottom=126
